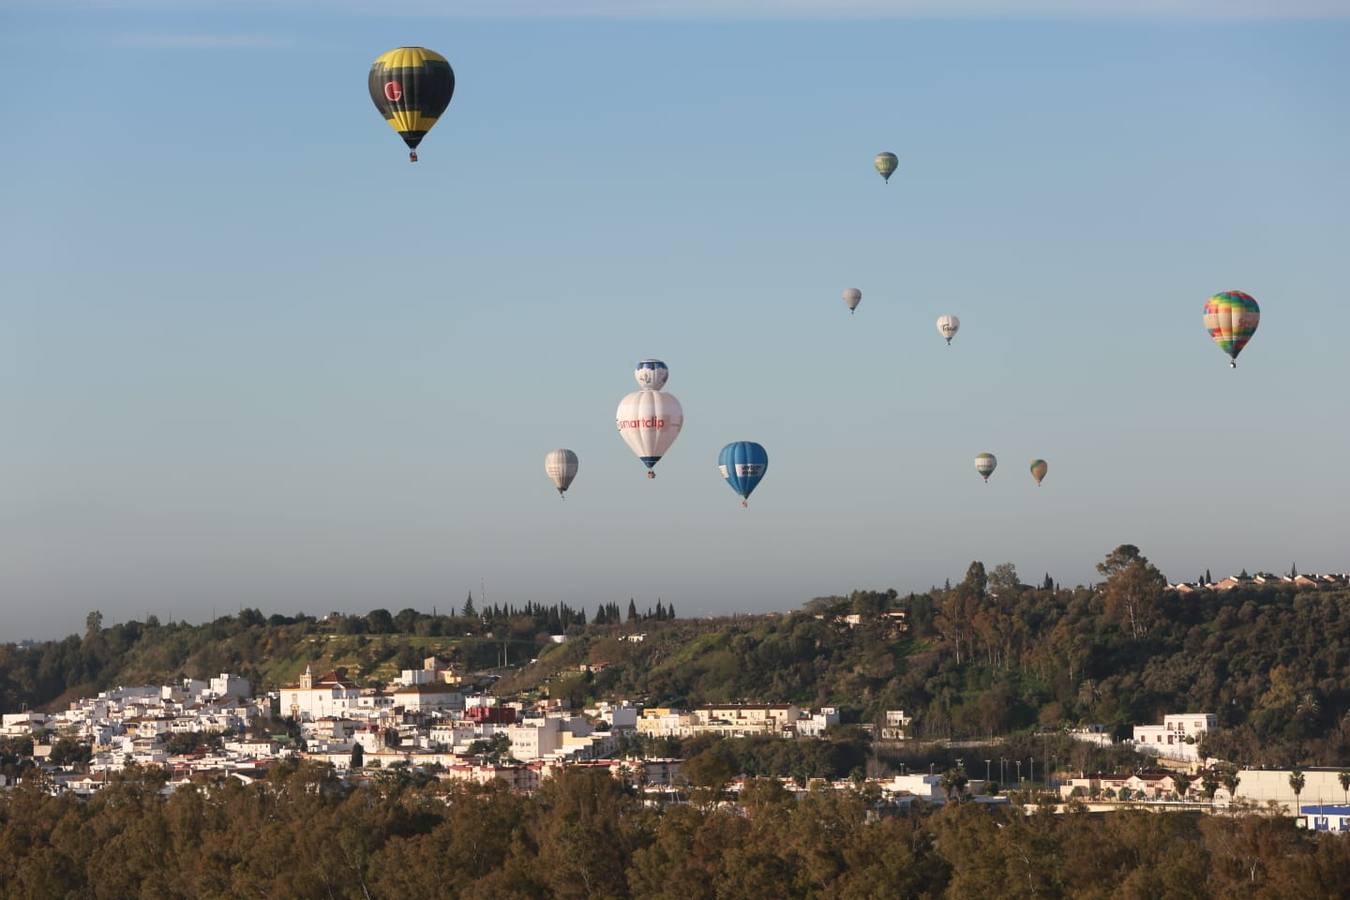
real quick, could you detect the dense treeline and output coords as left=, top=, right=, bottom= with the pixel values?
left=514, top=547, right=1350, bottom=766
left=1, top=763, right=1346, bottom=899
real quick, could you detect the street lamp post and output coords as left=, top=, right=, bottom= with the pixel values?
left=1016, top=760, right=1022, bottom=784
left=986, top=759, right=992, bottom=786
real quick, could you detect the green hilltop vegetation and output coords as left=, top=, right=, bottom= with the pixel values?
left=3, top=546, right=1347, bottom=767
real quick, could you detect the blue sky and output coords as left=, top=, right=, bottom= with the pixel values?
left=1, top=3, right=1347, bottom=638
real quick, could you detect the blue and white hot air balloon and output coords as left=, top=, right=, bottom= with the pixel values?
left=634, top=359, right=669, bottom=391
left=718, top=441, right=769, bottom=507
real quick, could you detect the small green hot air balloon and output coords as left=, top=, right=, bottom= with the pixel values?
left=974, top=453, right=997, bottom=482
left=874, top=152, right=898, bottom=183
left=1030, top=459, right=1048, bottom=486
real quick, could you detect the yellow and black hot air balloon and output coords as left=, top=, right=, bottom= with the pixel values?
left=368, top=47, right=455, bottom=162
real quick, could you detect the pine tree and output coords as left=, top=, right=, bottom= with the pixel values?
left=1290, top=562, right=1297, bottom=578
left=462, top=593, right=477, bottom=618
left=655, top=600, right=666, bottom=620
left=1205, top=569, right=1212, bottom=584
left=667, top=602, right=675, bottom=619
left=627, top=598, right=638, bottom=622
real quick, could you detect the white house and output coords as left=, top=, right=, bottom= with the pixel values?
left=1301, top=804, right=1350, bottom=833
left=880, top=710, right=911, bottom=741
left=280, top=666, right=363, bottom=721
left=1132, top=713, right=1216, bottom=761
left=391, top=683, right=464, bottom=713
left=795, top=707, right=840, bottom=738
left=209, top=674, right=251, bottom=700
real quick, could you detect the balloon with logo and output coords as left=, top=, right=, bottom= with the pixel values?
left=1030, top=459, right=1048, bottom=486
left=634, top=359, right=669, bottom=391
left=544, top=449, right=579, bottom=498
left=841, top=288, right=862, bottom=315
left=936, top=315, right=960, bottom=345
left=1203, top=290, right=1260, bottom=368
left=719, top=442, right=768, bottom=507
left=874, top=152, right=898, bottom=183
left=974, top=453, right=997, bottom=482
left=368, top=47, right=455, bottom=162
left=616, top=390, right=683, bottom=478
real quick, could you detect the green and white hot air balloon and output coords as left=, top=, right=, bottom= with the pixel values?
left=874, top=152, right=898, bottom=183
left=974, top=453, right=997, bottom=482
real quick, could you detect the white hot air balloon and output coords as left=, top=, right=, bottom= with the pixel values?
left=544, top=449, right=579, bottom=498
left=842, top=288, right=862, bottom=315
left=936, top=315, right=960, bottom=345
left=974, top=452, right=997, bottom=482
left=616, top=390, right=683, bottom=478
left=634, top=359, right=669, bottom=391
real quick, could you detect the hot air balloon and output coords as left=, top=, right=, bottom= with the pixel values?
left=842, top=288, right=862, bottom=314
left=1030, top=459, right=1048, bottom=486
left=634, top=359, right=669, bottom=391
left=874, top=152, right=898, bottom=183
left=1203, top=291, right=1260, bottom=368
left=937, top=315, right=960, bottom=345
left=616, top=390, right=683, bottom=478
left=545, top=449, right=578, bottom=498
left=718, top=442, right=768, bottom=507
left=369, top=47, right=455, bottom=162
left=975, top=453, right=997, bottom=482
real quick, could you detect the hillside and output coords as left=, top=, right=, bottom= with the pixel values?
left=4, top=547, right=1348, bottom=767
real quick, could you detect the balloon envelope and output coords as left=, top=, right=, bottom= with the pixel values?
left=1203, top=291, right=1260, bottom=367
left=975, top=453, right=997, bottom=481
left=719, top=442, right=769, bottom=503
left=545, top=449, right=579, bottom=496
left=874, top=152, right=898, bottom=182
left=634, top=359, right=669, bottom=391
left=616, top=390, right=683, bottom=475
left=368, top=47, right=455, bottom=154
left=937, top=315, right=960, bottom=344
left=842, top=288, right=862, bottom=313
left=1030, top=459, right=1048, bottom=486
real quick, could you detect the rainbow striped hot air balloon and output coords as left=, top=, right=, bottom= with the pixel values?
left=1203, top=291, right=1260, bottom=368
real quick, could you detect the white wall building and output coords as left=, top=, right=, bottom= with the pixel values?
left=280, top=666, right=363, bottom=721
left=1132, top=713, right=1216, bottom=761
left=209, top=674, right=251, bottom=700
left=795, top=707, right=840, bottom=738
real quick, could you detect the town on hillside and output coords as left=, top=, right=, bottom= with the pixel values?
left=4, top=654, right=1348, bottom=833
